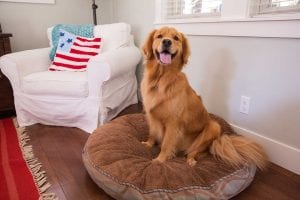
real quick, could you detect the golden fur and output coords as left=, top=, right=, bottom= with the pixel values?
left=141, top=27, right=268, bottom=169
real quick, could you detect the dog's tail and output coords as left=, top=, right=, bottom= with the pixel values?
left=210, top=133, right=268, bottom=170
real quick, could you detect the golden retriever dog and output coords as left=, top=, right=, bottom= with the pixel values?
left=141, top=27, right=267, bottom=169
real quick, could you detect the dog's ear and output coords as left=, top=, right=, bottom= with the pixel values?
left=181, top=33, right=191, bottom=65
left=142, top=29, right=156, bottom=60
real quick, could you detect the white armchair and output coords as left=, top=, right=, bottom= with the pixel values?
left=0, top=23, right=141, bottom=133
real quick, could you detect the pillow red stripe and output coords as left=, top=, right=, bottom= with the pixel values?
left=70, top=49, right=98, bottom=56
left=52, top=62, right=87, bottom=69
left=76, top=37, right=101, bottom=42
left=73, top=42, right=100, bottom=49
left=55, top=53, right=90, bottom=62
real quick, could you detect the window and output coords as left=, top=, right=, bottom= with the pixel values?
left=251, top=0, right=300, bottom=15
left=155, top=0, right=300, bottom=38
left=163, top=0, right=222, bottom=19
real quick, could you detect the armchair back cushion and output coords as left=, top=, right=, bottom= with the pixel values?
left=93, top=23, right=131, bottom=52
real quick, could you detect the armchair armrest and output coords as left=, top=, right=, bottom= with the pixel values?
left=88, top=46, right=141, bottom=81
left=87, top=46, right=142, bottom=96
left=0, top=47, right=51, bottom=89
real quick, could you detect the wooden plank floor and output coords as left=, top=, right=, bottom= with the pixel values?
left=25, top=104, right=300, bottom=200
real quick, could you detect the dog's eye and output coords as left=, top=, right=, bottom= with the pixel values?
left=174, top=36, right=179, bottom=41
left=157, top=34, right=163, bottom=39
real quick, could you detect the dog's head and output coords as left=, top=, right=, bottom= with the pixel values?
left=142, top=27, right=190, bottom=66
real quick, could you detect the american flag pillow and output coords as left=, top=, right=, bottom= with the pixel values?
left=49, top=29, right=101, bottom=72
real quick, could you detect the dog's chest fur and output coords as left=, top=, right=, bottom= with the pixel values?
left=141, top=61, right=210, bottom=132
left=141, top=63, right=186, bottom=117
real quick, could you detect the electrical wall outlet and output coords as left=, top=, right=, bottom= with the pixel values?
left=239, top=96, right=251, bottom=114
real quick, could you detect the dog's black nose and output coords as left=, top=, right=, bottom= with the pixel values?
left=162, top=39, right=172, bottom=48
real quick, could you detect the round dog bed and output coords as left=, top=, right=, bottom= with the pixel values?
left=82, top=114, right=256, bottom=200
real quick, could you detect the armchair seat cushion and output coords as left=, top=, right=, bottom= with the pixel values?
left=22, top=71, right=88, bottom=98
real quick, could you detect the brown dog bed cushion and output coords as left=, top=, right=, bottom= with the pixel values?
left=82, top=114, right=256, bottom=200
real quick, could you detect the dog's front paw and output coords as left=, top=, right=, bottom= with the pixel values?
left=187, top=158, right=197, bottom=167
left=142, top=141, right=154, bottom=148
left=152, top=153, right=169, bottom=163
left=152, top=157, right=165, bottom=164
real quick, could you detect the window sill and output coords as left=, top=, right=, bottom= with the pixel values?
left=154, top=15, right=300, bottom=38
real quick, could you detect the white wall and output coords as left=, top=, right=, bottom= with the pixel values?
left=111, top=0, right=155, bottom=87
left=184, top=36, right=300, bottom=174
left=0, top=0, right=113, bottom=52
left=111, top=0, right=300, bottom=173
left=184, top=36, right=300, bottom=149
left=112, top=0, right=154, bottom=48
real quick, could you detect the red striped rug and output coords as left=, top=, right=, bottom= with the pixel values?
left=0, top=118, right=55, bottom=200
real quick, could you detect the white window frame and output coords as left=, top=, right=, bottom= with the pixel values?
left=155, top=0, right=300, bottom=38
left=0, top=0, right=55, bottom=4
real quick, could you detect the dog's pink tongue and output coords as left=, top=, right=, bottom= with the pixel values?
left=160, top=53, right=171, bottom=64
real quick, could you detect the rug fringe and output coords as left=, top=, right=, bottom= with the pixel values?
left=13, top=118, right=58, bottom=200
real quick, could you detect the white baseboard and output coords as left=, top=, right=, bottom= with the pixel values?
left=230, top=124, right=300, bottom=175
